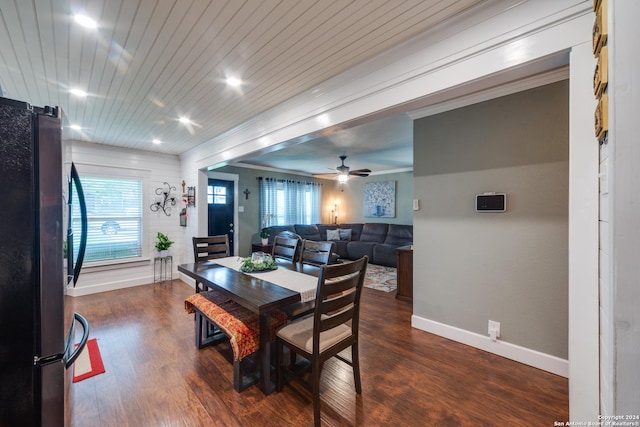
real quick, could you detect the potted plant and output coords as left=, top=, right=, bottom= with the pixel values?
left=260, top=228, right=270, bottom=245
left=155, top=232, right=174, bottom=257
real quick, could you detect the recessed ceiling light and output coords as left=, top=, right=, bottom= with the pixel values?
left=225, top=77, right=242, bottom=87
left=152, top=139, right=162, bottom=144
left=70, top=124, right=82, bottom=130
left=74, top=14, right=97, bottom=29
left=70, top=88, right=87, bottom=97
left=179, top=117, right=191, bottom=125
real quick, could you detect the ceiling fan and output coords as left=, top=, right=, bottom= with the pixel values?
left=316, top=155, right=371, bottom=182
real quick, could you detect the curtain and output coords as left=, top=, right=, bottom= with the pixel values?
left=258, top=177, right=322, bottom=227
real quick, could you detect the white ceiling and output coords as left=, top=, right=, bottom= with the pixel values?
left=0, top=0, right=483, bottom=174
left=237, top=113, right=414, bottom=176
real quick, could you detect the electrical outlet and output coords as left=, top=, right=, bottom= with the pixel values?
left=488, top=320, right=501, bottom=338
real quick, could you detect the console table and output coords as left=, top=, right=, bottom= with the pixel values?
left=396, top=246, right=413, bottom=302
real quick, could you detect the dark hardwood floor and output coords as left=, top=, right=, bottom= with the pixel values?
left=65, top=280, right=568, bottom=426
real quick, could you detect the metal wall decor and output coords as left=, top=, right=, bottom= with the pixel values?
left=186, top=186, right=196, bottom=207
left=151, top=182, right=177, bottom=215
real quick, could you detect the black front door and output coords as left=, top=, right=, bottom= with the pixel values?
left=207, top=179, right=234, bottom=255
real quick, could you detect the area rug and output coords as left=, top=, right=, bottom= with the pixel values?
left=73, top=338, right=105, bottom=383
left=364, top=264, right=397, bottom=293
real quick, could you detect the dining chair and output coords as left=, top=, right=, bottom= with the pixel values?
left=283, top=239, right=334, bottom=320
left=299, top=239, right=334, bottom=268
left=271, top=235, right=300, bottom=269
left=276, top=256, right=368, bottom=427
left=192, top=235, right=230, bottom=292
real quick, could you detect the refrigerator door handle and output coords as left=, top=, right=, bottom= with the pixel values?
left=68, top=163, right=87, bottom=286
left=33, top=313, right=89, bottom=368
left=63, top=312, right=90, bottom=369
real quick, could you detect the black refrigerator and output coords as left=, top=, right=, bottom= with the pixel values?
left=0, top=96, right=89, bottom=426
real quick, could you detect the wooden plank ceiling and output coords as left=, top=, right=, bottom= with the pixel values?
left=0, top=0, right=481, bottom=156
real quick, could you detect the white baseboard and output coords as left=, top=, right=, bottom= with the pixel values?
left=66, top=276, right=155, bottom=296
left=66, top=274, right=196, bottom=297
left=411, top=315, right=569, bottom=378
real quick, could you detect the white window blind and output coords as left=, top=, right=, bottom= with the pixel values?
left=258, top=178, right=321, bottom=227
left=71, top=175, right=143, bottom=262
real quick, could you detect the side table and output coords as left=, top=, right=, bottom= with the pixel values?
left=396, top=246, right=413, bottom=302
left=154, top=255, right=173, bottom=282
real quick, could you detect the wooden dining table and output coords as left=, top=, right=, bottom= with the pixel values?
left=177, top=257, right=318, bottom=394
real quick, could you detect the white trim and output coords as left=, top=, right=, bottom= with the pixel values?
left=66, top=276, right=154, bottom=296
left=408, top=66, right=570, bottom=120
left=567, top=41, right=600, bottom=420
left=80, top=257, right=150, bottom=271
left=233, top=162, right=412, bottom=177
left=71, top=162, right=151, bottom=174
left=234, top=162, right=315, bottom=176
left=369, top=167, right=413, bottom=176
left=411, top=315, right=569, bottom=378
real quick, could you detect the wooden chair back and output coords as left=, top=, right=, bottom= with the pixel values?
left=313, top=256, right=368, bottom=346
left=299, top=240, right=333, bottom=267
left=271, top=235, right=300, bottom=267
left=192, top=235, right=230, bottom=263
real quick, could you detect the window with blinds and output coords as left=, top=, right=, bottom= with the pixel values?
left=71, top=175, right=143, bottom=262
left=258, top=178, right=321, bottom=227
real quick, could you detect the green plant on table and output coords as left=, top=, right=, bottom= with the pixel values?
left=240, top=254, right=277, bottom=272
left=260, top=228, right=271, bottom=239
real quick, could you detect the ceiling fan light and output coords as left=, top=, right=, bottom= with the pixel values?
left=338, top=174, right=349, bottom=183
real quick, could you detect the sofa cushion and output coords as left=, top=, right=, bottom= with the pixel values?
left=346, top=241, right=377, bottom=260
left=326, top=229, right=340, bottom=240
left=383, top=224, right=413, bottom=246
left=316, top=224, right=338, bottom=240
left=294, top=224, right=322, bottom=241
left=338, top=223, right=363, bottom=241
left=359, top=223, right=389, bottom=243
left=338, top=228, right=352, bottom=240
left=373, top=244, right=401, bottom=268
left=332, top=240, right=349, bottom=259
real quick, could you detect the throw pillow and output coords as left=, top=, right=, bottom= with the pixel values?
left=339, top=228, right=352, bottom=240
left=326, top=229, right=340, bottom=240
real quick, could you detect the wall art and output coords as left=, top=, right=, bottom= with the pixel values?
left=364, top=181, right=395, bottom=218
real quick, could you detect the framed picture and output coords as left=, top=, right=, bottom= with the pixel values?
left=364, top=181, right=395, bottom=218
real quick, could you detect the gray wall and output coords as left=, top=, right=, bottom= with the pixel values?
left=332, top=171, right=413, bottom=225
left=413, top=80, right=569, bottom=358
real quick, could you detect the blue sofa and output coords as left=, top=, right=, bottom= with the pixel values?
left=261, top=223, right=413, bottom=267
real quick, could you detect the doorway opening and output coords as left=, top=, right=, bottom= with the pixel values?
left=207, top=178, right=235, bottom=256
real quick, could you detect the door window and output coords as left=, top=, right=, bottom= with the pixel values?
left=208, top=185, right=227, bottom=204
